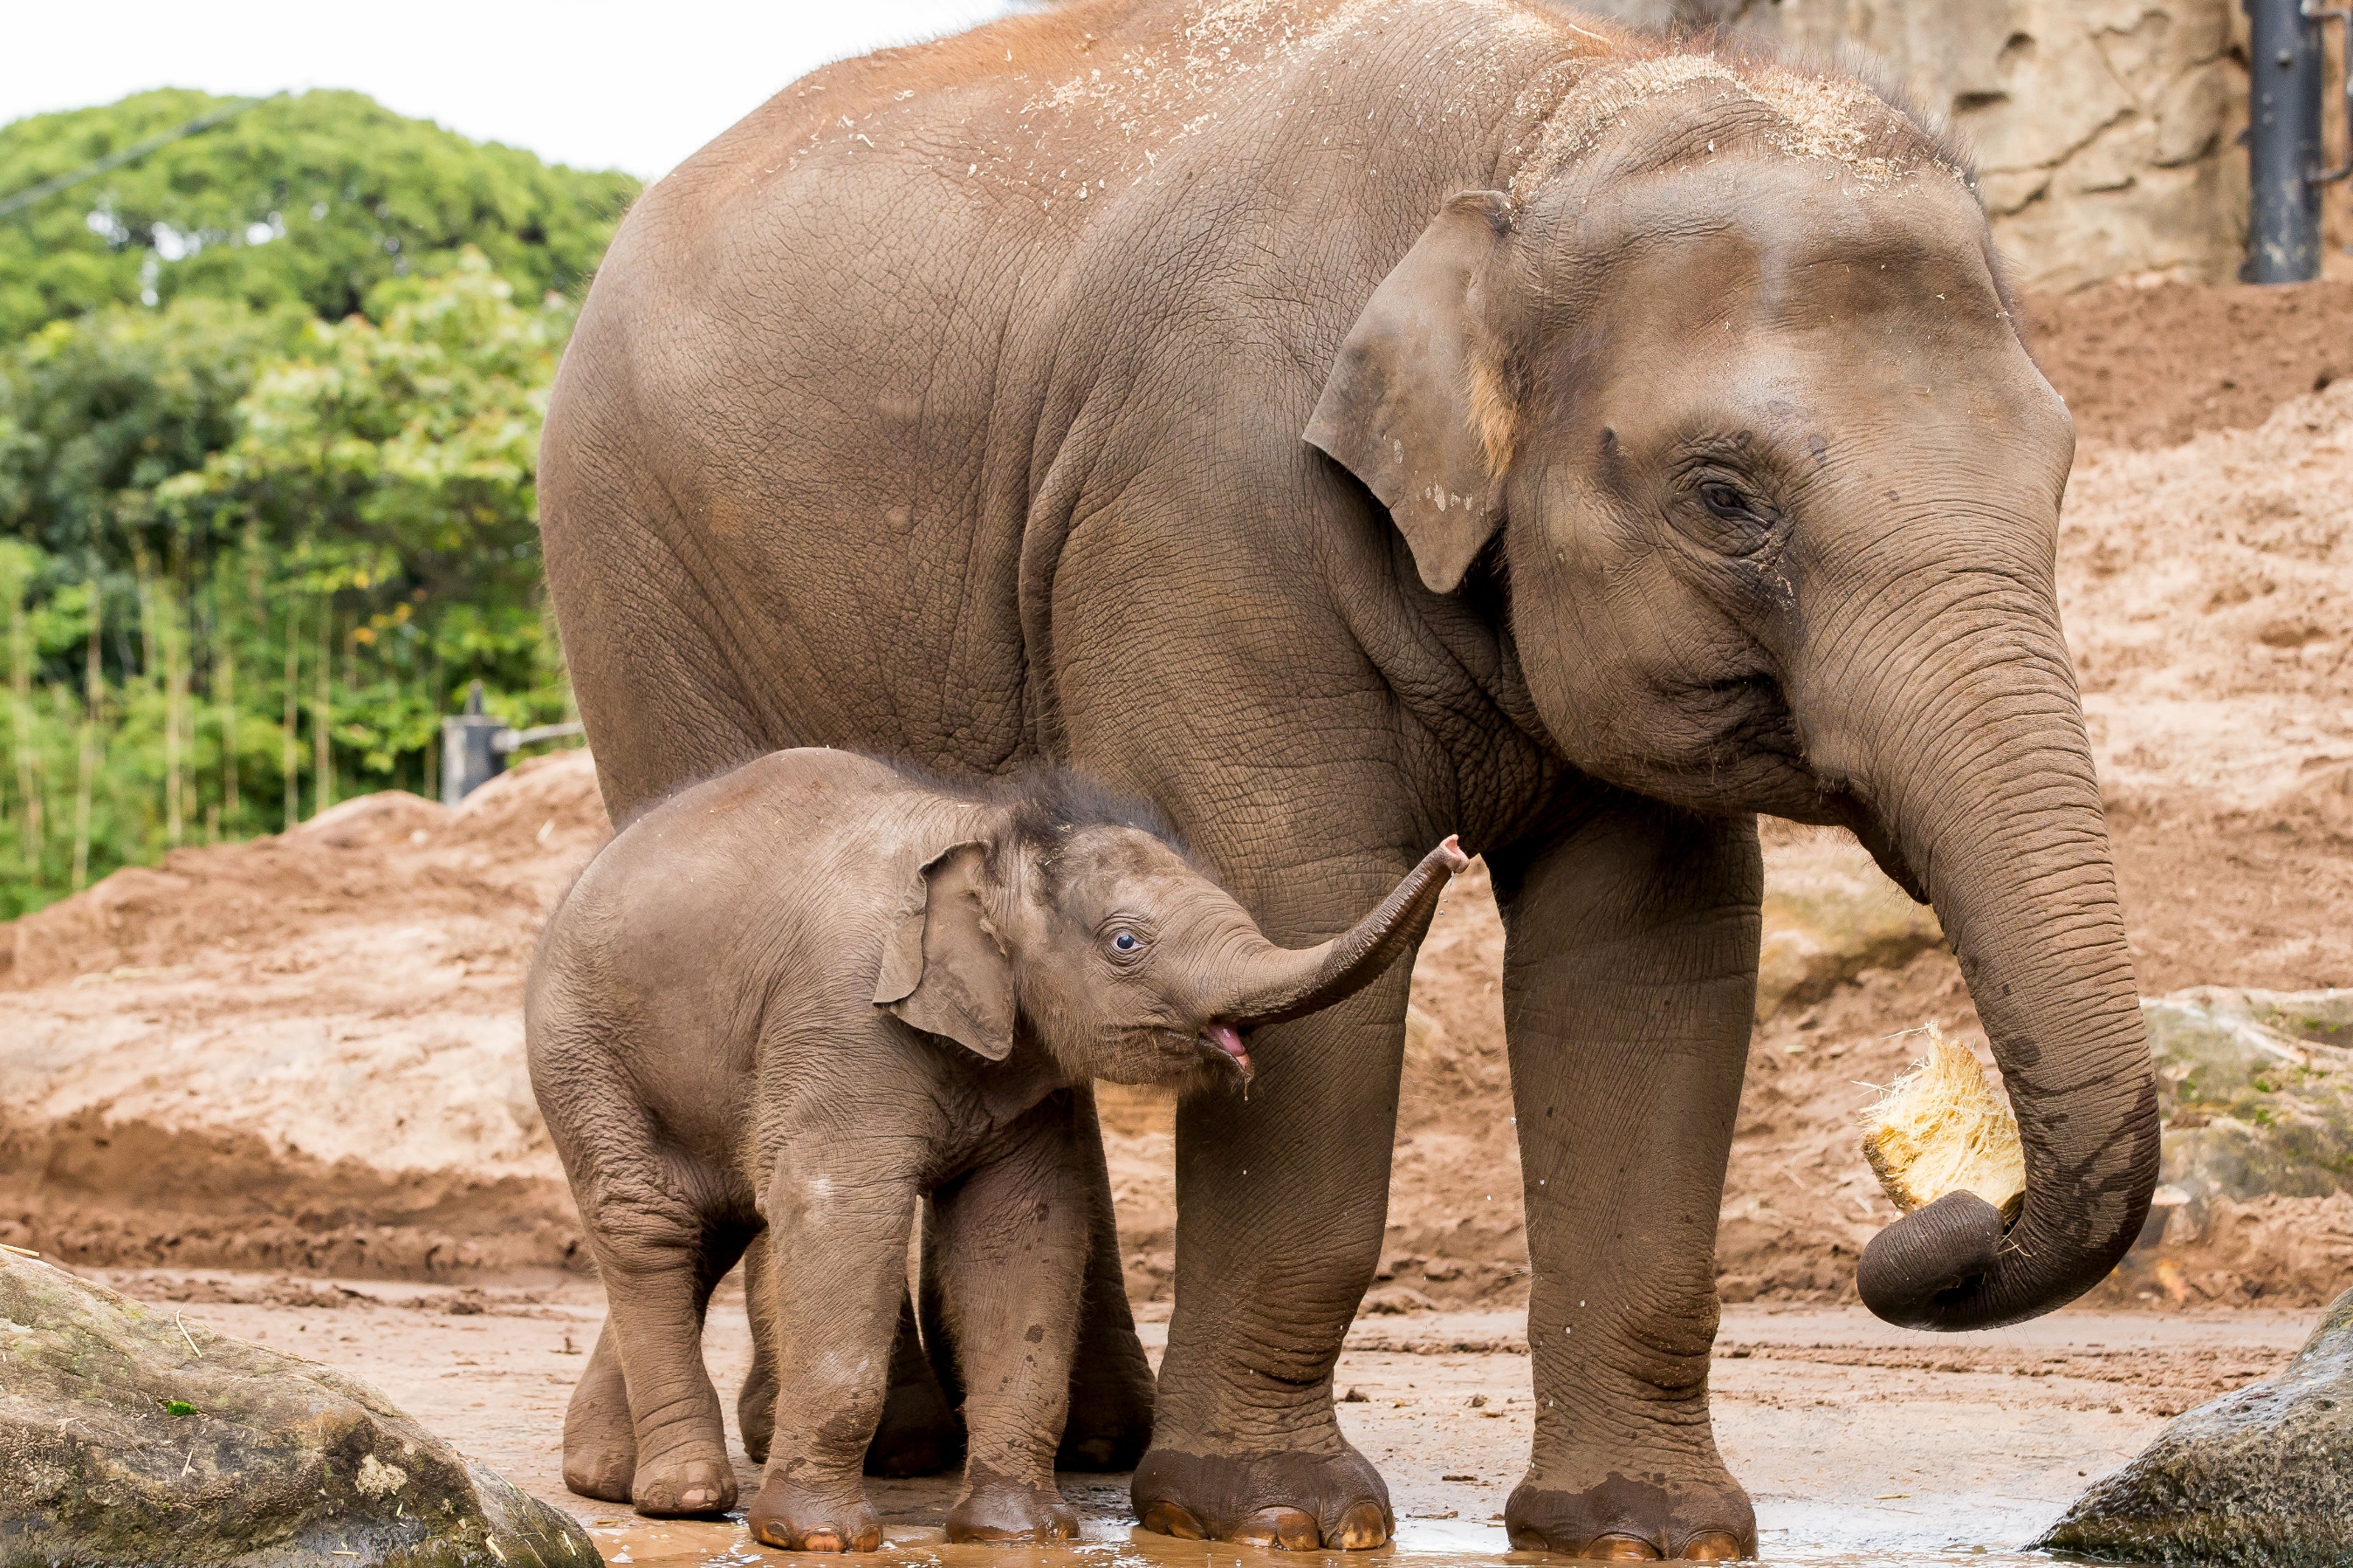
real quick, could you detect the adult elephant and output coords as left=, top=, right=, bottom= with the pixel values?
left=537, top=0, right=2160, bottom=1557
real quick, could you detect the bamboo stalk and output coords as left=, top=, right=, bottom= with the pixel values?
left=312, top=595, right=333, bottom=817
left=282, top=594, right=301, bottom=833
left=216, top=579, right=237, bottom=827
left=162, top=578, right=185, bottom=848
left=9, top=570, right=38, bottom=881
left=71, top=583, right=100, bottom=893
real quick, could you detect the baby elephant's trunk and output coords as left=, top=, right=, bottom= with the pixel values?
left=1218, top=837, right=1470, bottom=1030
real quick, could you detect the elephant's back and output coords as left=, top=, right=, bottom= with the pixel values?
left=539, top=0, right=1585, bottom=818
left=534, top=750, right=962, bottom=1055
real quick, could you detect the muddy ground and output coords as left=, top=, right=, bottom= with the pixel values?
left=82, top=1263, right=2316, bottom=1560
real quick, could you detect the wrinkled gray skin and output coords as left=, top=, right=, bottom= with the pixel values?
left=525, top=748, right=1463, bottom=1550
left=535, top=0, right=2160, bottom=1556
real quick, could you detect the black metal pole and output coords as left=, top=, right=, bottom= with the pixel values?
left=440, top=681, right=508, bottom=805
left=2245, top=0, right=2327, bottom=282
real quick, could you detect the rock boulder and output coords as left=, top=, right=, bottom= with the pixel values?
left=2038, top=1284, right=2353, bottom=1565
left=0, top=1251, right=596, bottom=1566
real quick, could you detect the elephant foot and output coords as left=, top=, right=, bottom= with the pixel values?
left=560, top=1332, right=636, bottom=1503
left=749, top=1475, right=884, bottom=1553
left=1056, top=1352, right=1154, bottom=1471
left=945, top=1476, right=1081, bottom=1543
left=1133, top=1443, right=1393, bottom=1550
left=862, top=1373, right=965, bottom=1477
left=1505, top=1470, right=1756, bottom=1560
left=561, top=1441, right=635, bottom=1505
left=630, top=1449, right=737, bottom=1517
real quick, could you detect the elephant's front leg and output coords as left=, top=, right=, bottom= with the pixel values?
left=1132, top=956, right=1408, bottom=1551
left=745, top=1148, right=919, bottom=1553
left=1498, top=804, right=1762, bottom=1561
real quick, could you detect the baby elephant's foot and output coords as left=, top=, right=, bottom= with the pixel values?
left=560, top=1344, right=636, bottom=1503
left=750, top=1476, right=884, bottom=1553
left=945, top=1476, right=1080, bottom=1544
left=630, top=1452, right=736, bottom=1518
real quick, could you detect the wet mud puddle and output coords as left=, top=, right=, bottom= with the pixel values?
left=580, top=1515, right=2106, bottom=1568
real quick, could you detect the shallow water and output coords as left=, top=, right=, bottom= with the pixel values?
left=580, top=1510, right=2107, bottom=1568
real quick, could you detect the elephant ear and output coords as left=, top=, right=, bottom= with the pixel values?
left=873, top=839, right=1017, bottom=1062
left=1305, top=190, right=1514, bottom=594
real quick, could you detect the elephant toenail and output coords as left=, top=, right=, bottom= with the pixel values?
left=1140, top=1503, right=1207, bottom=1540
left=1334, top=1502, right=1391, bottom=1550
left=1586, top=1533, right=1665, bottom=1560
left=1677, top=1531, right=1747, bottom=1561
left=1236, top=1507, right=1320, bottom=1550
left=802, top=1530, right=846, bottom=1552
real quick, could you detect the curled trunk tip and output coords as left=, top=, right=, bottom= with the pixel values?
left=1222, top=838, right=1470, bottom=1029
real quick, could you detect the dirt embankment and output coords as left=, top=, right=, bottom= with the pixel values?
left=6, top=280, right=2352, bottom=1314
left=0, top=752, right=607, bottom=1277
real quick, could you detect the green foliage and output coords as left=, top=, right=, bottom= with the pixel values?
left=0, top=88, right=628, bottom=921
left=0, top=257, right=579, bottom=918
left=0, top=295, right=305, bottom=561
left=0, top=88, right=637, bottom=339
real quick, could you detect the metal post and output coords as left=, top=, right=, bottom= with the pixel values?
left=2245, top=0, right=2329, bottom=282
left=440, top=681, right=507, bottom=806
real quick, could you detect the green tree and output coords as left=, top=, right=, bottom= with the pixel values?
left=0, top=88, right=638, bottom=339
left=0, top=257, right=577, bottom=918
left=164, top=250, right=576, bottom=767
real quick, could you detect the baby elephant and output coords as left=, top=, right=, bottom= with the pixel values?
left=528, top=748, right=1465, bottom=1551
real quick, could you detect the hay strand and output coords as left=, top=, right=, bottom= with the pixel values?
left=1859, top=1024, right=2026, bottom=1221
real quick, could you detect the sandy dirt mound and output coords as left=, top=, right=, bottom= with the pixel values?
left=2025, top=280, right=2353, bottom=451
left=0, top=750, right=608, bottom=1277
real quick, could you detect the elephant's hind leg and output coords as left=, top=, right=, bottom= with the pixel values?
left=582, top=1181, right=747, bottom=1517
left=1056, top=1086, right=1155, bottom=1472
left=738, top=1231, right=779, bottom=1465
left=563, top=1321, right=636, bottom=1503
left=866, top=1286, right=965, bottom=1476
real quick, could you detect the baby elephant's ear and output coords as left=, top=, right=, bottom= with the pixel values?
left=873, top=839, right=1017, bottom=1061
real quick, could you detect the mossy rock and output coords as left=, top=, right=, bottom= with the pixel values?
left=1755, top=832, right=1944, bottom=1020
left=2145, top=989, right=2353, bottom=1209
left=0, top=1252, right=596, bottom=1567
left=2037, top=1284, right=2353, bottom=1565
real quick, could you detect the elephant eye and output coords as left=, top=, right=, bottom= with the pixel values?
left=1701, top=482, right=1764, bottom=522
left=1690, top=478, right=1781, bottom=557
left=1111, top=930, right=1141, bottom=953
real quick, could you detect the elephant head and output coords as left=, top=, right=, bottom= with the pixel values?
left=1305, top=58, right=2157, bottom=1330
left=875, top=783, right=1468, bottom=1088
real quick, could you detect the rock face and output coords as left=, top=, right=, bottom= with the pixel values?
left=2038, top=1284, right=2353, bottom=1565
left=0, top=1252, right=596, bottom=1567
left=1754, top=827, right=1944, bottom=1021
left=2147, top=989, right=2353, bottom=1218
left=1581, top=0, right=2329, bottom=291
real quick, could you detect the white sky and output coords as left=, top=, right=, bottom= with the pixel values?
left=0, top=2, right=1033, bottom=181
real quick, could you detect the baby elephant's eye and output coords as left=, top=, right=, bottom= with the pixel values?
left=1111, top=930, right=1141, bottom=953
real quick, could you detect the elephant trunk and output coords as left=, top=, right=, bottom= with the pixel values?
left=1216, top=837, right=1471, bottom=1030
left=1805, top=579, right=2160, bottom=1331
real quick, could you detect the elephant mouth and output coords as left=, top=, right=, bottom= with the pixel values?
left=1199, top=1024, right=1254, bottom=1083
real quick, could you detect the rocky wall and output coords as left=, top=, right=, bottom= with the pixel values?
left=1587, top=0, right=2353, bottom=291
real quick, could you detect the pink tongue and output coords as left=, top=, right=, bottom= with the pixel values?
left=1205, top=1024, right=1250, bottom=1067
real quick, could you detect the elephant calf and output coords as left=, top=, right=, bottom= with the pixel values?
left=526, top=747, right=1465, bottom=1550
